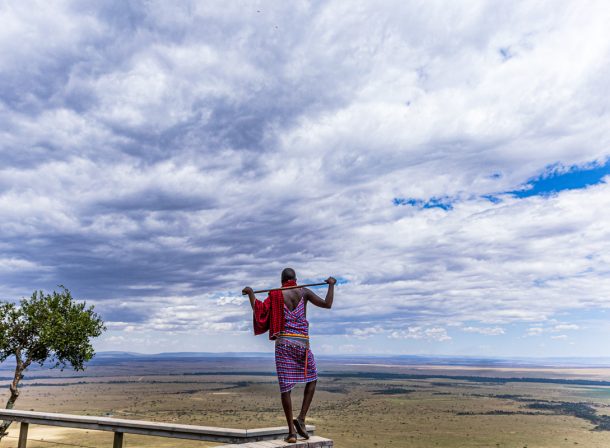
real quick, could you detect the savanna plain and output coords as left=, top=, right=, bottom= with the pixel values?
left=2, top=355, right=610, bottom=448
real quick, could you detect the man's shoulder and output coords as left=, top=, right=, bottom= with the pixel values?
left=301, top=287, right=313, bottom=298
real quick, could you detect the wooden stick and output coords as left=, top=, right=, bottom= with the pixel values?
left=243, top=282, right=329, bottom=295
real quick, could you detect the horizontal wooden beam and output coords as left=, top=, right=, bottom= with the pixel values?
left=0, top=409, right=315, bottom=443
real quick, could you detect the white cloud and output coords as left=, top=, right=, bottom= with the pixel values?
left=351, top=326, right=385, bottom=339
left=0, top=1, right=609, bottom=355
left=551, top=335, right=568, bottom=340
left=554, top=324, right=579, bottom=331
left=524, top=323, right=580, bottom=338
left=390, top=327, right=452, bottom=342
left=0, top=258, right=47, bottom=272
left=462, top=326, right=505, bottom=336
left=217, top=296, right=248, bottom=306
left=526, top=327, right=545, bottom=337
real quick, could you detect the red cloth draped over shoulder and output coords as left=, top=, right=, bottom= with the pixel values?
left=253, top=280, right=296, bottom=340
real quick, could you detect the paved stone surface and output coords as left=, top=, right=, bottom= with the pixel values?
left=216, top=436, right=333, bottom=447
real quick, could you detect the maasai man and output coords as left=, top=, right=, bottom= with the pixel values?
left=242, top=268, right=336, bottom=443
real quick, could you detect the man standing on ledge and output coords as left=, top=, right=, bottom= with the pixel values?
left=243, top=268, right=336, bottom=443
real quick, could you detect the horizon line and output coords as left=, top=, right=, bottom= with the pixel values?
left=93, top=351, right=610, bottom=360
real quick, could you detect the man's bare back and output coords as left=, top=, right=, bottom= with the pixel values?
left=246, top=275, right=334, bottom=317
left=282, top=286, right=333, bottom=313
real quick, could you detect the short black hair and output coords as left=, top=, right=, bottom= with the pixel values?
left=281, top=267, right=296, bottom=283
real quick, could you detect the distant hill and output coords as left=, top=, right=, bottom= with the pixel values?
left=4, top=351, right=610, bottom=371
left=94, top=351, right=273, bottom=358
left=89, top=352, right=610, bottom=367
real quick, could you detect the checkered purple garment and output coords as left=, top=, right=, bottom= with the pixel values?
left=275, top=297, right=318, bottom=393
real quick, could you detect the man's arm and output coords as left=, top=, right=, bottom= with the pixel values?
left=242, top=287, right=257, bottom=310
left=305, top=277, right=336, bottom=309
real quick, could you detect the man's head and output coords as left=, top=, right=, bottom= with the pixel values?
left=281, top=267, right=296, bottom=284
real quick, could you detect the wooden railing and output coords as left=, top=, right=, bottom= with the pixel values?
left=0, top=409, right=320, bottom=447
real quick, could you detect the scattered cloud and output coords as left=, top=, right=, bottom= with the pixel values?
left=1, top=1, right=609, bottom=355
left=551, top=335, right=568, bottom=340
left=351, top=326, right=385, bottom=339
left=462, top=326, right=505, bottom=336
left=390, top=327, right=452, bottom=342
left=393, top=196, right=455, bottom=211
left=0, top=258, right=47, bottom=272
left=554, top=324, right=579, bottom=331
left=525, top=323, right=580, bottom=338
left=217, top=296, right=248, bottom=306
left=526, top=327, right=545, bottom=337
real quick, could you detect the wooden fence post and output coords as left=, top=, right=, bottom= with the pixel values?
left=113, top=431, right=123, bottom=448
left=18, top=422, right=29, bottom=448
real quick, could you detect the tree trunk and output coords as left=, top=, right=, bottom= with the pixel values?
left=0, top=356, right=27, bottom=440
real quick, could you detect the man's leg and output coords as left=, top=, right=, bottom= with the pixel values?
left=281, top=391, right=296, bottom=435
left=298, top=380, right=317, bottom=422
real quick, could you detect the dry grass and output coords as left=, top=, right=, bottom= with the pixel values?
left=2, top=361, right=610, bottom=447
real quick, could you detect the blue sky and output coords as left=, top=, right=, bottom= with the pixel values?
left=510, top=161, right=610, bottom=198
left=1, top=1, right=610, bottom=357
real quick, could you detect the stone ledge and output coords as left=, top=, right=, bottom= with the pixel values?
left=215, top=435, right=333, bottom=447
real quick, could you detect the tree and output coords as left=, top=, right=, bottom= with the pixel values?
left=0, top=287, right=105, bottom=439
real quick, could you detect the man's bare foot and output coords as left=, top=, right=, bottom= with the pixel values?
left=284, top=433, right=297, bottom=443
left=293, top=417, right=309, bottom=439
